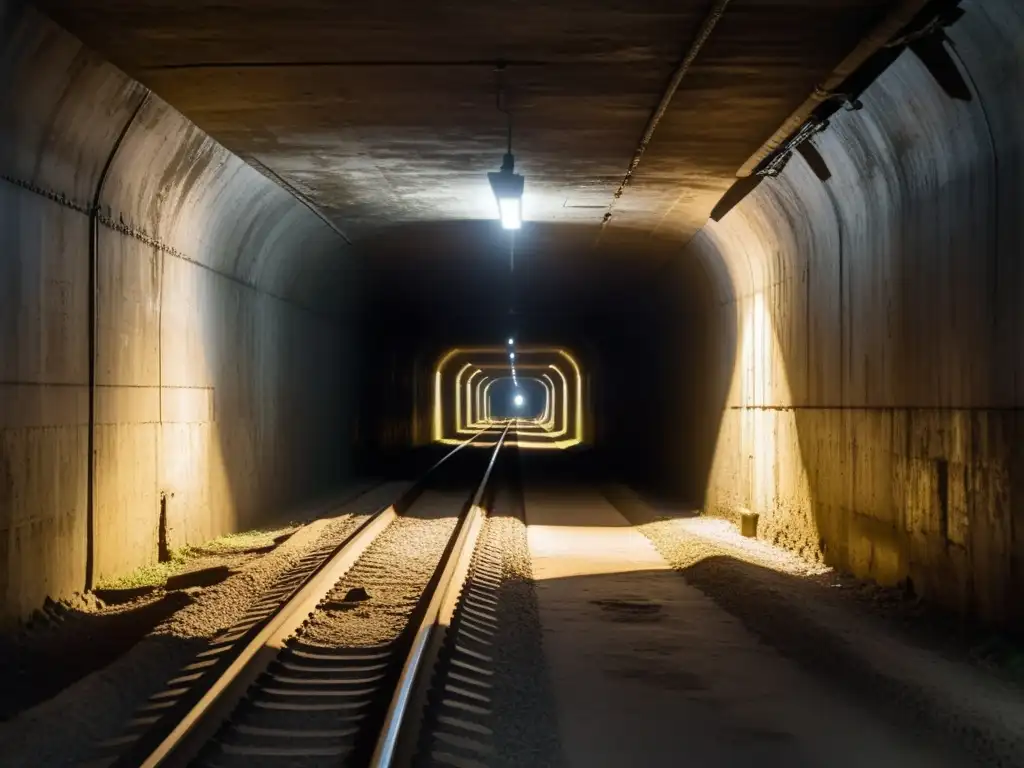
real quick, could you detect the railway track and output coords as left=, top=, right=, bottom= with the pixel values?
left=101, top=423, right=513, bottom=768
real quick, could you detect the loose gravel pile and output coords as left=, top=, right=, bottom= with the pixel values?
left=643, top=515, right=831, bottom=578
left=157, top=509, right=376, bottom=642
left=0, top=481, right=401, bottom=767
left=299, top=491, right=463, bottom=648
left=0, top=591, right=190, bottom=721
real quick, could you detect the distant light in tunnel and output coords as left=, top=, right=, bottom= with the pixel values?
left=432, top=345, right=584, bottom=448
left=508, top=337, right=514, bottom=345
left=509, top=351, right=515, bottom=360
left=514, top=393, right=525, bottom=407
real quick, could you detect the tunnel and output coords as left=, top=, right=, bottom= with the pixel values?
left=434, top=345, right=585, bottom=448
left=2, top=0, right=1024, bottom=764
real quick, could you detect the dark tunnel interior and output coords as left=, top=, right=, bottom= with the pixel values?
left=2, top=0, right=1024, bottom=726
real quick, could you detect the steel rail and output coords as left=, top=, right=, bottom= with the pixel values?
left=370, top=422, right=512, bottom=767
left=125, top=428, right=492, bottom=768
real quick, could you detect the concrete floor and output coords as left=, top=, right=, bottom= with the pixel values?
left=524, top=487, right=1006, bottom=767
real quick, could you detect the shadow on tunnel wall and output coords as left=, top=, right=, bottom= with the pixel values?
left=592, top=244, right=735, bottom=512
left=649, top=0, right=1024, bottom=629
left=0, top=3, right=358, bottom=624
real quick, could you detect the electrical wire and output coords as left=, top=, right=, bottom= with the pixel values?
left=495, top=62, right=512, bottom=155
left=495, top=62, right=516, bottom=275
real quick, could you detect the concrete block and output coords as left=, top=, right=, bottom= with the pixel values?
left=739, top=508, right=759, bottom=538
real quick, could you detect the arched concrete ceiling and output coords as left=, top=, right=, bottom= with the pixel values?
left=35, top=0, right=893, bottom=313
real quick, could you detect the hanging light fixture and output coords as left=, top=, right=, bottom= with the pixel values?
left=489, top=153, right=524, bottom=230
left=489, top=62, right=525, bottom=231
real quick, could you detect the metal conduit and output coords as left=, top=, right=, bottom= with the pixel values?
left=600, top=0, right=732, bottom=230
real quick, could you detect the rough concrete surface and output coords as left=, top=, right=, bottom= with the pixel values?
left=606, top=484, right=1024, bottom=766
left=36, top=0, right=891, bottom=247
left=594, top=0, right=1024, bottom=627
left=0, top=2, right=358, bottom=624
left=525, top=484, right=1022, bottom=767
left=681, top=0, right=1024, bottom=626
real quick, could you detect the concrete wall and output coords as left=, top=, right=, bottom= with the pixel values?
left=595, top=267, right=721, bottom=501
left=670, top=0, right=1023, bottom=625
left=0, top=2, right=358, bottom=625
left=353, top=321, right=428, bottom=463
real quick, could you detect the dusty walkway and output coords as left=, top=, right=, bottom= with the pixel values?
left=524, top=485, right=1024, bottom=767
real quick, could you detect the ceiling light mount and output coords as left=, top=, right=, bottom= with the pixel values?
left=489, top=61, right=525, bottom=232
left=488, top=156, right=524, bottom=231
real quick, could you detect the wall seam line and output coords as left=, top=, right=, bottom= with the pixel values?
left=86, top=90, right=152, bottom=592
left=0, top=173, right=342, bottom=322
left=0, top=173, right=92, bottom=214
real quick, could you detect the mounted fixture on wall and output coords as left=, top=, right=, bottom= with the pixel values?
left=489, top=62, right=525, bottom=231
left=710, top=1, right=970, bottom=223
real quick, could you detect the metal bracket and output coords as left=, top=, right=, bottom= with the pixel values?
left=756, top=117, right=830, bottom=178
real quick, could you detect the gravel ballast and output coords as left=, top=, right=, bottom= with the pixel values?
left=190, top=486, right=478, bottom=768
left=299, top=490, right=465, bottom=648
left=410, top=455, right=566, bottom=768
left=0, top=481, right=405, bottom=767
left=489, top=497, right=566, bottom=768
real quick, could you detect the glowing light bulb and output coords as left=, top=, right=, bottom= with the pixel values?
left=497, top=196, right=522, bottom=230
left=514, top=394, right=525, bottom=407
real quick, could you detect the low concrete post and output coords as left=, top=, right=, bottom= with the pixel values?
left=739, top=507, right=759, bottom=538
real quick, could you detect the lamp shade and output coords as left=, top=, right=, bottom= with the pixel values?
left=488, top=153, right=525, bottom=230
